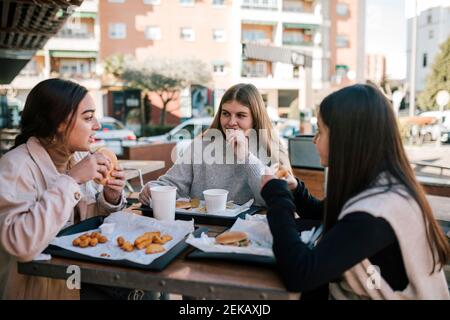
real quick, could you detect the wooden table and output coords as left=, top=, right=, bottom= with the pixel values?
left=16, top=195, right=449, bottom=300
left=18, top=222, right=298, bottom=300
left=119, top=160, right=165, bottom=181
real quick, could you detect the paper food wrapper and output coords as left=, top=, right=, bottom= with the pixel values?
left=186, top=214, right=274, bottom=257
left=51, top=211, right=194, bottom=265
left=176, top=198, right=254, bottom=217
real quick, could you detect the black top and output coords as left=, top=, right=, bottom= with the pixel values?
left=261, top=179, right=409, bottom=299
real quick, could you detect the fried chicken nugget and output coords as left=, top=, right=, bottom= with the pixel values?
left=117, top=236, right=125, bottom=247
left=79, top=238, right=90, bottom=248
left=135, top=238, right=152, bottom=250
left=89, top=237, right=98, bottom=247
left=98, top=236, right=108, bottom=243
left=145, top=244, right=165, bottom=254
left=121, top=242, right=134, bottom=252
left=153, top=234, right=173, bottom=245
left=134, top=234, right=151, bottom=246
left=90, top=232, right=101, bottom=239
left=72, top=238, right=81, bottom=246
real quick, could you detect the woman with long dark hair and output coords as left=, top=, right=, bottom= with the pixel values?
left=261, top=84, right=449, bottom=299
left=0, top=79, right=127, bottom=299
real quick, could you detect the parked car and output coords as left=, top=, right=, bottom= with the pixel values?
left=94, top=117, right=137, bottom=156
left=139, top=117, right=213, bottom=158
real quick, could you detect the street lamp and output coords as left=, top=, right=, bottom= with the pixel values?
left=435, top=89, right=449, bottom=147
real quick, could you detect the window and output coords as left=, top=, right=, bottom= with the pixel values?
left=336, top=3, right=349, bottom=16
left=242, top=30, right=269, bottom=43
left=427, top=14, right=432, bottom=24
left=429, top=30, right=434, bottom=39
left=243, top=61, right=268, bottom=77
left=179, top=0, right=194, bottom=6
left=144, top=0, right=160, bottom=4
left=108, top=0, right=125, bottom=3
left=212, top=0, right=225, bottom=6
left=180, top=28, right=195, bottom=41
left=145, top=26, right=161, bottom=40
left=336, top=34, right=349, bottom=48
left=213, top=62, right=226, bottom=74
left=423, top=53, right=428, bottom=67
left=213, top=29, right=226, bottom=42
left=109, top=23, right=126, bottom=39
left=60, top=60, right=92, bottom=76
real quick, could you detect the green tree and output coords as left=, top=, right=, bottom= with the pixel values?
left=104, top=55, right=212, bottom=125
left=417, top=36, right=450, bottom=111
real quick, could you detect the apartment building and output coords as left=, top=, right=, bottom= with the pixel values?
left=11, top=0, right=103, bottom=116
left=407, top=3, right=450, bottom=93
left=365, top=54, right=386, bottom=85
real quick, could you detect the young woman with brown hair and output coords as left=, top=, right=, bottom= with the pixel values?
left=0, top=79, right=127, bottom=299
left=261, top=84, right=449, bottom=299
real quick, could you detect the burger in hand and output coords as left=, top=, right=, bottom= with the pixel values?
left=93, top=147, right=118, bottom=185
left=215, top=231, right=250, bottom=247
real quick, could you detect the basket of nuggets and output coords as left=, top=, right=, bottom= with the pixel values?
left=72, top=232, right=108, bottom=248
left=116, top=231, right=173, bottom=255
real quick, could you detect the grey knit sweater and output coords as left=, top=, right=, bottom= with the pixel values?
left=139, top=138, right=267, bottom=207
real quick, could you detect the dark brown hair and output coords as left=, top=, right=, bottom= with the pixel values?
left=13, top=78, right=88, bottom=148
left=319, top=84, right=449, bottom=273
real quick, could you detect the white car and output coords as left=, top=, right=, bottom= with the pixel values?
left=94, top=117, right=137, bottom=156
left=139, top=117, right=213, bottom=157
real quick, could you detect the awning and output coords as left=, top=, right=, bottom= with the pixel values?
left=0, top=0, right=84, bottom=84
left=50, top=50, right=97, bottom=58
left=242, top=43, right=312, bottom=67
left=72, top=12, right=97, bottom=19
left=283, top=23, right=319, bottom=29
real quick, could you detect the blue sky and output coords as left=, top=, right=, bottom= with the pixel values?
left=365, top=0, right=406, bottom=80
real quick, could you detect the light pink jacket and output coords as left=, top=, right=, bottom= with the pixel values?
left=0, top=137, right=126, bottom=299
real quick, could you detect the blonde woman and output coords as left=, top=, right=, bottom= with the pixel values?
left=140, top=83, right=295, bottom=207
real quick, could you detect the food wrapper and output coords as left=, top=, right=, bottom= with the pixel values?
left=175, top=198, right=254, bottom=217
left=185, top=214, right=274, bottom=257
left=50, top=211, right=194, bottom=265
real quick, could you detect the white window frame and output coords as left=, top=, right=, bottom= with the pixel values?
left=145, top=26, right=161, bottom=40
left=179, top=0, right=195, bottom=6
left=180, top=27, right=195, bottom=41
left=213, top=62, right=226, bottom=75
left=108, top=0, right=125, bottom=3
left=144, top=0, right=160, bottom=4
left=336, top=3, right=349, bottom=16
left=213, top=29, right=226, bottom=42
left=109, top=23, right=127, bottom=39
left=212, top=0, right=225, bottom=7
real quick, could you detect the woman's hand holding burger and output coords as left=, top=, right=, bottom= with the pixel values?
left=67, top=147, right=125, bottom=204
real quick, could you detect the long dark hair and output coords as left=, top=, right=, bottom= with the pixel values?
left=320, top=84, right=449, bottom=273
left=13, top=78, right=88, bottom=148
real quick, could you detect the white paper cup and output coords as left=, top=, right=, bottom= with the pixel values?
left=150, top=186, right=177, bottom=221
left=203, top=189, right=228, bottom=213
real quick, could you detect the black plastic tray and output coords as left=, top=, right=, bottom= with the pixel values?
left=44, top=216, right=206, bottom=271
left=137, top=205, right=263, bottom=227
left=185, top=229, right=276, bottom=266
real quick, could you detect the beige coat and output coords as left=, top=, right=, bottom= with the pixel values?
left=0, top=137, right=126, bottom=300
left=329, top=177, right=449, bottom=300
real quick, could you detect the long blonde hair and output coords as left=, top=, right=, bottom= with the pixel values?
left=209, top=83, right=292, bottom=172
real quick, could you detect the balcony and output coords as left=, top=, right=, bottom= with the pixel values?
left=282, top=0, right=315, bottom=13
left=241, top=0, right=278, bottom=11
